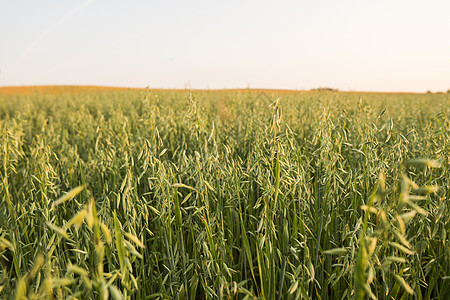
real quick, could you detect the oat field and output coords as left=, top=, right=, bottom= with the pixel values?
left=0, top=88, right=449, bottom=299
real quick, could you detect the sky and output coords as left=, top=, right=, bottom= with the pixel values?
left=0, top=0, right=449, bottom=92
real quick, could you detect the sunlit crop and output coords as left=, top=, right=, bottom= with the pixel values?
left=0, top=88, right=449, bottom=299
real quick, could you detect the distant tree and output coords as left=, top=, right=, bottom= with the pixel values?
left=310, top=87, right=339, bottom=92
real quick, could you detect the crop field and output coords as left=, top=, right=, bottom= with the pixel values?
left=0, top=87, right=449, bottom=299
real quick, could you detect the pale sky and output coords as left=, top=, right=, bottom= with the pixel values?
left=1, top=0, right=449, bottom=92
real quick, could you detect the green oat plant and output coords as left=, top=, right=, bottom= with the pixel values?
left=0, top=88, right=449, bottom=299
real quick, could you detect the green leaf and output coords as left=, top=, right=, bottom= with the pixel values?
left=114, top=211, right=125, bottom=273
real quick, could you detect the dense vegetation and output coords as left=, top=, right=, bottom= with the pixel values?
left=0, top=89, right=449, bottom=299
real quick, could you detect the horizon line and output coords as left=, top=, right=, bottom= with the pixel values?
left=0, top=84, right=449, bottom=95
